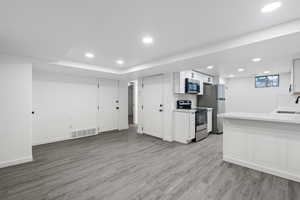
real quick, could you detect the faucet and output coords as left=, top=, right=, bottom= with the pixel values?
left=296, top=96, right=300, bottom=104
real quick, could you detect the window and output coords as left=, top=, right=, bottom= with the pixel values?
left=255, top=75, right=279, bottom=88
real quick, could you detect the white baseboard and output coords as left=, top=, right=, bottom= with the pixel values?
left=0, top=156, right=33, bottom=169
left=223, top=156, right=300, bottom=183
left=33, top=136, right=72, bottom=146
left=33, top=127, right=131, bottom=146
left=163, top=137, right=173, bottom=142
left=118, top=127, right=129, bottom=131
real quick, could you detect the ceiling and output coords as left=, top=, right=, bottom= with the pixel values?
left=194, top=32, right=300, bottom=78
left=123, top=30, right=300, bottom=79
left=1, top=0, right=300, bottom=74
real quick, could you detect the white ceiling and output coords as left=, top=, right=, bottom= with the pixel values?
left=194, top=33, right=300, bottom=78
left=1, top=0, right=300, bottom=73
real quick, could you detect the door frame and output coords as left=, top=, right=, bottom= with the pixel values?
left=128, top=82, right=134, bottom=125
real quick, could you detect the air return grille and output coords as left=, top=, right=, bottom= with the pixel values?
left=71, top=128, right=97, bottom=138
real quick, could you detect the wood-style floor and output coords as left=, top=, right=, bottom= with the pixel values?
left=0, top=127, right=300, bottom=200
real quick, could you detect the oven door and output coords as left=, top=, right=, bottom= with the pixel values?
left=195, top=109, right=207, bottom=128
left=195, top=109, right=208, bottom=141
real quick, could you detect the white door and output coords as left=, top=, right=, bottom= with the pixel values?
left=142, top=75, right=163, bottom=138
left=98, top=79, right=118, bottom=132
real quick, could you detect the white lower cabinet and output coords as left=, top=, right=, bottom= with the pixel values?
left=173, top=110, right=195, bottom=144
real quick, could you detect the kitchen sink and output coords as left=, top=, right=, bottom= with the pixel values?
left=276, top=111, right=300, bottom=115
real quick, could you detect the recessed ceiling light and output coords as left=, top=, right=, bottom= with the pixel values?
left=116, top=60, right=124, bottom=65
left=207, top=65, right=214, bottom=69
left=264, top=70, right=270, bottom=74
left=85, top=52, right=95, bottom=58
left=142, top=36, right=154, bottom=45
left=261, top=2, right=282, bottom=13
left=228, top=74, right=235, bottom=78
left=237, top=68, right=245, bottom=72
left=252, top=58, right=262, bottom=62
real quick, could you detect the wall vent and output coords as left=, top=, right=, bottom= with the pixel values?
left=71, top=128, right=97, bottom=139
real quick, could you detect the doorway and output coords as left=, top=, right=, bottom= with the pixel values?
left=128, top=82, right=134, bottom=125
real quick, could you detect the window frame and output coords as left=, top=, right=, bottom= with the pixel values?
left=255, top=74, right=280, bottom=88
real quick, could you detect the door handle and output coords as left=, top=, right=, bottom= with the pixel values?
left=159, top=109, right=163, bottom=112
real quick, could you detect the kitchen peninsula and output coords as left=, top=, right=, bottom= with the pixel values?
left=221, top=112, right=300, bottom=182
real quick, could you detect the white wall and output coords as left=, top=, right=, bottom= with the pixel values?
left=32, top=71, right=128, bottom=145
left=32, top=71, right=98, bottom=145
left=0, top=64, right=33, bottom=168
left=162, top=73, right=174, bottom=141
left=225, top=73, right=298, bottom=113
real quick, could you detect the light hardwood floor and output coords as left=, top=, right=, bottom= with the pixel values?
left=0, top=127, right=300, bottom=200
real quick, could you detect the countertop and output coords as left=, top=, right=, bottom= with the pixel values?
left=173, top=107, right=213, bottom=113
left=173, top=109, right=197, bottom=113
left=196, top=107, right=213, bottom=110
left=219, top=112, right=300, bottom=125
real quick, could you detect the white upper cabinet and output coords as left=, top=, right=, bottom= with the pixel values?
left=173, top=70, right=212, bottom=95
left=193, top=72, right=213, bottom=84
left=173, top=71, right=190, bottom=94
left=292, top=59, right=300, bottom=94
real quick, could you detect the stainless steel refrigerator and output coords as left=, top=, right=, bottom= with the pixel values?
left=197, top=84, right=225, bottom=134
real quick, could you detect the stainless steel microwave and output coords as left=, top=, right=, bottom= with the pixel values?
left=185, top=78, right=200, bottom=94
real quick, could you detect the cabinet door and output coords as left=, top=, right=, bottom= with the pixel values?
left=174, top=112, right=190, bottom=143
left=189, top=113, right=195, bottom=139
left=293, top=59, right=300, bottom=94
left=184, top=71, right=194, bottom=79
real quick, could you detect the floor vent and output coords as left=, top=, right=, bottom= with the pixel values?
left=71, top=128, right=97, bottom=139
